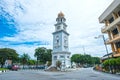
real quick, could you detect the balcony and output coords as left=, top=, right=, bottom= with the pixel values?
left=113, top=34, right=119, bottom=38
left=105, top=34, right=120, bottom=44
left=101, top=17, right=120, bottom=33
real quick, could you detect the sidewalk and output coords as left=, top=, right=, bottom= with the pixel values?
left=94, top=69, right=120, bottom=76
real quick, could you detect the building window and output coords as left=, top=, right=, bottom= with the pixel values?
left=112, top=28, right=118, bottom=35
left=56, top=36, right=59, bottom=45
left=54, top=56, right=57, bottom=60
left=64, top=36, right=67, bottom=44
left=115, top=42, right=120, bottom=48
left=64, top=36, right=68, bottom=48
left=109, top=17, right=114, bottom=23
left=60, top=55, right=65, bottom=58
left=67, top=56, right=69, bottom=58
left=63, top=26, right=66, bottom=30
left=61, top=18, right=62, bottom=22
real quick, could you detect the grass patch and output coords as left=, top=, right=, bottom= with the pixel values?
left=0, top=68, right=8, bottom=71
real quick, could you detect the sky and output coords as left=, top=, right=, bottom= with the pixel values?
left=0, top=0, right=114, bottom=59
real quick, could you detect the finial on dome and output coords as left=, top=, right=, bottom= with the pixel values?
left=58, top=11, right=64, bottom=17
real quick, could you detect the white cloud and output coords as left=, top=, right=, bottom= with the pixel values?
left=1, top=0, right=114, bottom=58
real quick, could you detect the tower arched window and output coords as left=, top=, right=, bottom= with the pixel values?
left=64, top=36, right=68, bottom=48
left=56, top=36, right=60, bottom=46
left=63, top=26, right=66, bottom=30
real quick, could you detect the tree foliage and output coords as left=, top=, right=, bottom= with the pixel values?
left=102, top=57, right=120, bottom=73
left=71, top=54, right=100, bottom=66
left=116, top=57, right=120, bottom=65
left=28, top=60, right=36, bottom=65
left=92, top=57, right=101, bottom=64
left=19, top=53, right=30, bottom=65
left=56, top=60, right=61, bottom=68
left=0, top=48, right=19, bottom=67
left=34, top=47, right=52, bottom=64
left=71, top=54, right=82, bottom=63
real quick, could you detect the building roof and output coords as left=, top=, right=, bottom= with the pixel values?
left=99, top=0, right=120, bottom=23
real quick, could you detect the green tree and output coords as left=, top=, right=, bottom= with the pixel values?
left=0, top=48, right=19, bottom=68
left=116, top=57, right=120, bottom=66
left=46, top=49, right=52, bottom=61
left=71, top=54, right=83, bottom=66
left=71, top=54, right=100, bottom=67
left=56, top=60, right=61, bottom=69
left=47, top=61, right=51, bottom=67
left=19, top=53, right=30, bottom=68
left=34, top=47, right=52, bottom=64
left=115, top=58, right=120, bottom=72
left=83, top=54, right=92, bottom=64
left=28, top=60, right=36, bottom=65
left=71, top=54, right=81, bottom=63
left=102, top=58, right=120, bottom=73
left=92, top=57, right=100, bottom=65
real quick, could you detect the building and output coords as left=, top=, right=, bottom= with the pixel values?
left=4, top=60, right=12, bottom=68
left=99, top=0, right=120, bottom=60
left=52, top=12, right=71, bottom=68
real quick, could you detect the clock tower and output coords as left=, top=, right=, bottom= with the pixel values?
left=52, top=12, right=71, bottom=68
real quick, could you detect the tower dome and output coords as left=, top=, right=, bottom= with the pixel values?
left=58, top=12, right=64, bottom=17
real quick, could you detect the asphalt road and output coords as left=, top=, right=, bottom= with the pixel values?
left=0, top=68, right=120, bottom=80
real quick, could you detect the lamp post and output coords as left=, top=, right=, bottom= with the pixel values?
left=95, top=35, right=109, bottom=57
left=95, top=35, right=111, bottom=72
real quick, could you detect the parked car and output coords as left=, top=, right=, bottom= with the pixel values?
left=12, top=65, right=19, bottom=71
left=36, top=65, right=45, bottom=69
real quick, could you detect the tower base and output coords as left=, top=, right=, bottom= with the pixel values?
left=52, top=51, right=71, bottom=68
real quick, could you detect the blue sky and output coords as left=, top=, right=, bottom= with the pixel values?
left=0, top=0, right=113, bottom=58
left=0, top=8, right=17, bottom=37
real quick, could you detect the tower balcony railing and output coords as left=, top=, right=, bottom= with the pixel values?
left=101, top=17, right=120, bottom=33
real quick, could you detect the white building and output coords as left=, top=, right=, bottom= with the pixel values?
left=52, top=12, right=71, bottom=68
left=4, top=60, right=12, bottom=68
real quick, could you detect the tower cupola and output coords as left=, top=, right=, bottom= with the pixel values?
left=58, top=12, right=64, bottom=17
left=56, top=12, right=66, bottom=23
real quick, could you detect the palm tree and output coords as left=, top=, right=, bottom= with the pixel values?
left=20, top=53, right=30, bottom=69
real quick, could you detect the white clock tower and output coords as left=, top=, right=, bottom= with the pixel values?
left=52, top=12, right=71, bottom=68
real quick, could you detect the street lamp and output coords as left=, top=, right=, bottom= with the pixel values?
left=95, top=35, right=109, bottom=57
left=95, top=35, right=111, bottom=72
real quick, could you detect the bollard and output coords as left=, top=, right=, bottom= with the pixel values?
left=0, top=71, right=2, bottom=74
